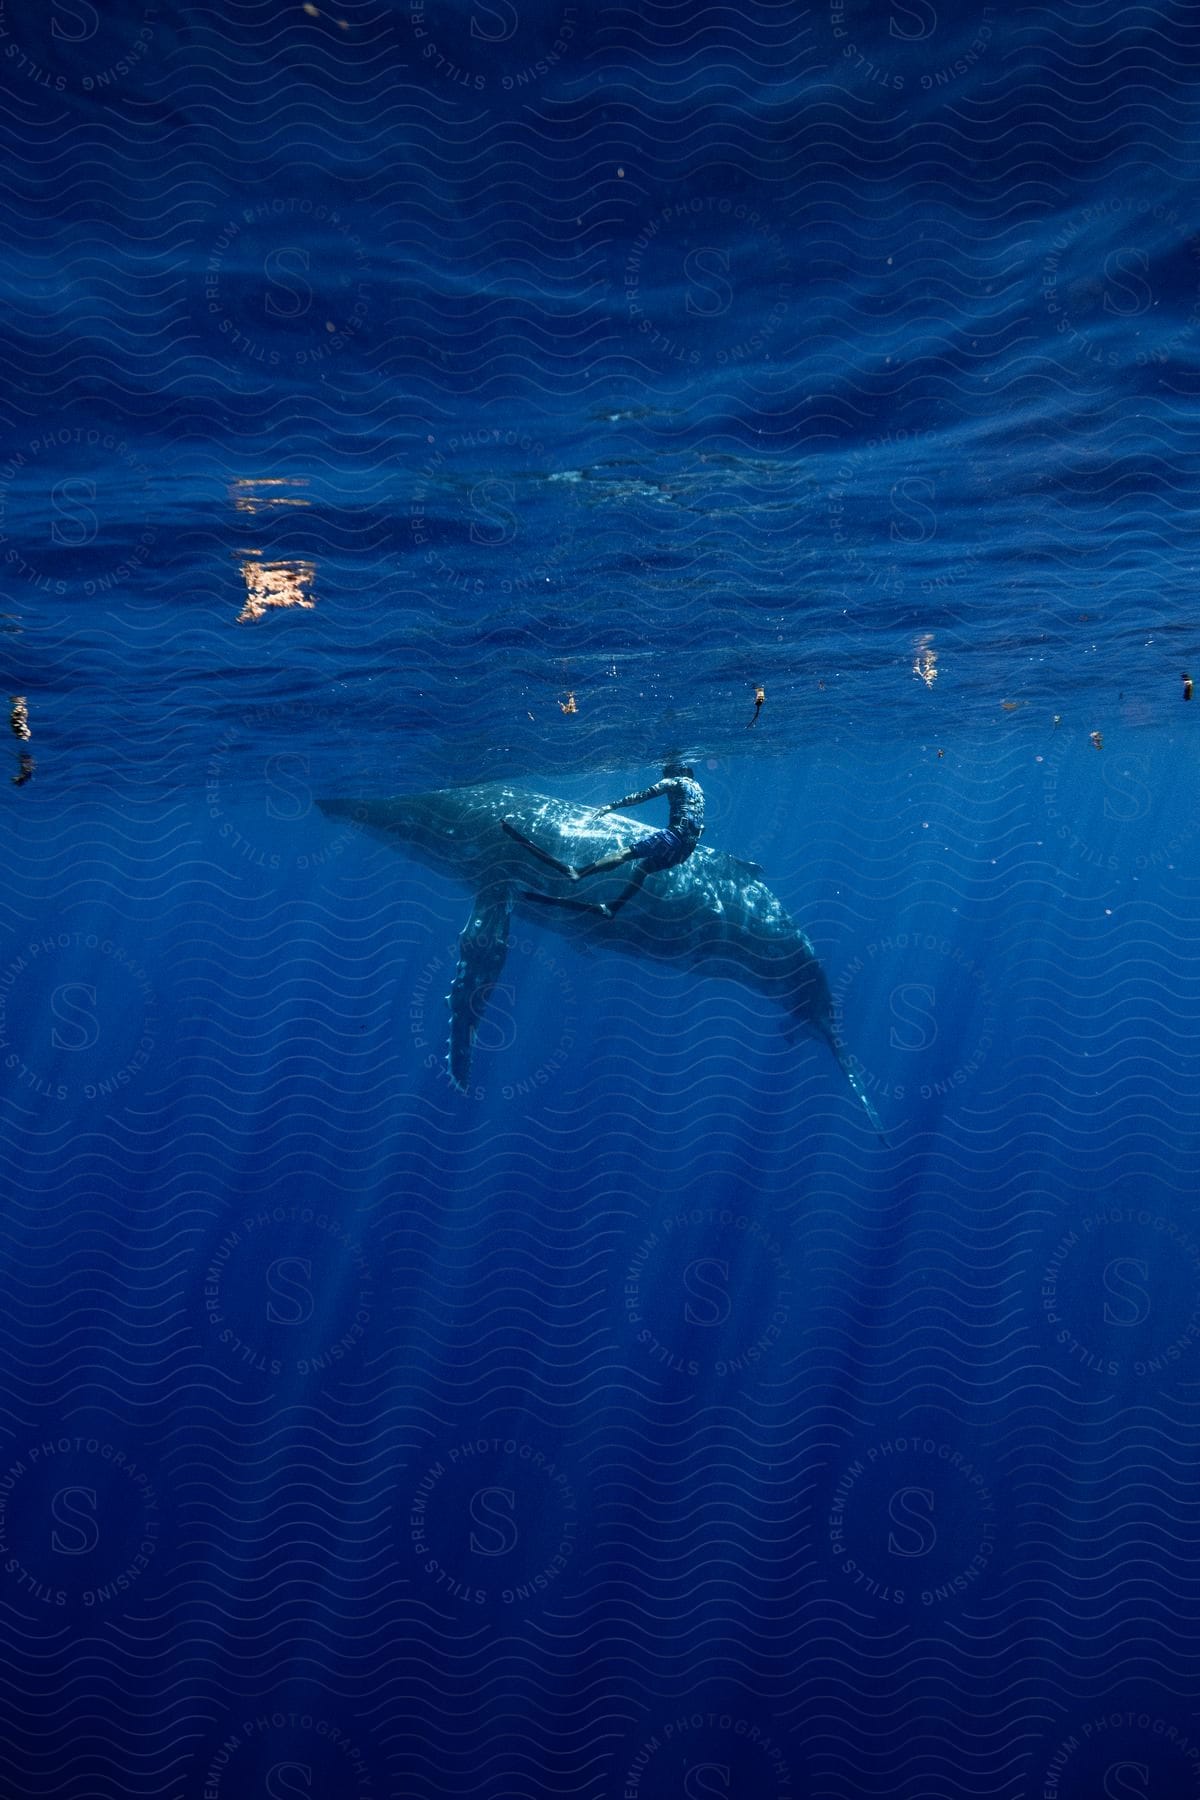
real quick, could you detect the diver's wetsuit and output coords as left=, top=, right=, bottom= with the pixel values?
left=608, top=775, right=704, bottom=871
left=503, top=772, right=705, bottom=917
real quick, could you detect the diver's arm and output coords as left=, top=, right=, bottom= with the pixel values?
left=595, top=781, right=668, bottom=815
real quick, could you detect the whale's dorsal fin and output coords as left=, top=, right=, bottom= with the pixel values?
left=447, top=884, right=514, bottom=1092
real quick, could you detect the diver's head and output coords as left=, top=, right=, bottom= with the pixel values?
left=662, top=759, right=696, bottom=780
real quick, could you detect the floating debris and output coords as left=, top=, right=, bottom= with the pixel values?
left=1090, top=730, right=1103, bottom=751
left=748, top=684, right=765, bottom=728
left=559, top=692, right=577, bottom=714
left=912, top=635, right=938, bottom=688
left=11, top=750, right=33, bottom=788
left=1001, top=700, right=1024, bottom=713
left=1184, top=673, right=1193, bottom=702
left=9, top=696, right=30, bottom=741
left=1053, top=714, right=1062, bottom=729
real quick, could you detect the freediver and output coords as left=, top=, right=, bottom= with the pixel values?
left=501, top=761, right=705, bottom=918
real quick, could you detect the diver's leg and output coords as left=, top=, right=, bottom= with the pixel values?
left=501, top=818, right=579, bottom=879
left=573, top=848, right=636, bottom=881
left=521, top=861, right=645, bottom=919
left=596, top=863, right=650, bottom=916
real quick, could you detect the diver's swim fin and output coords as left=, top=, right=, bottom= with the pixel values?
left=522, top=889, right=611, bottom=918
left=727, top=855, right=765, bottom=877
left=502, top=817, right=577, bottom=879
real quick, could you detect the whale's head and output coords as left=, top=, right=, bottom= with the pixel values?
left=317, top=783, right=524, bottom=883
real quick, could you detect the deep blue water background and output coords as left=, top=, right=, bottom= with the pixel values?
left=2, top=1, right=1200, bottom=1796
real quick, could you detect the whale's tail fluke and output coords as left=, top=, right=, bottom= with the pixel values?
left=814, top=1020, right=889, bottom=1144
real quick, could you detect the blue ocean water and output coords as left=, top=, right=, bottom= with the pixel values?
left=1, top=2, right=1200, bottom=1795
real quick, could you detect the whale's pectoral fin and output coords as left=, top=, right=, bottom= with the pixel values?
left=446, top=885, right=514, bottom=1092
left=837, top=1050, right=888, bottom=1146
left=814, top=1020, right=889, bottom=1145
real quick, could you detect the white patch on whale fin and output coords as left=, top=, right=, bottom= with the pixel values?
left=813, top=1020, right=889, bottom=1144
left=446, top=884, right=514, bottom=1092
left=837, top=1050, right=888, bottom=1145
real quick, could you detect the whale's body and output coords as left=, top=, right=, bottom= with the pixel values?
left=319, top=782, right=883, bottom=1134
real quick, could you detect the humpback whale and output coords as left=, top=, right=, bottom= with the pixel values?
left=318, top=782, right=885, bottom=1137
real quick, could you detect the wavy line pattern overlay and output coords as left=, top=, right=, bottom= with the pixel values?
left=0, top=0, right=1199, bottom=1795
